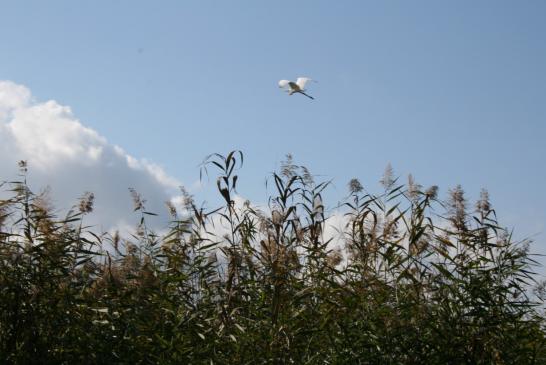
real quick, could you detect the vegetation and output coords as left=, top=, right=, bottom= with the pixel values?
left=0, top=154, right=545, bottom=364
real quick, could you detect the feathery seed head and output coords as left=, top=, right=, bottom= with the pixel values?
left=79, top=192, right=95, bottom=214
left=348, top=178, right=363, bottom=194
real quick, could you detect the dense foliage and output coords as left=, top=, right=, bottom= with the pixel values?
left=1, top=154, right=545, bottom=364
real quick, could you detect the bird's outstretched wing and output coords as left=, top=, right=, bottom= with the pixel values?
left=278, top=80, right=291, bottom=89
left=296, top=77, right=312, bottom=90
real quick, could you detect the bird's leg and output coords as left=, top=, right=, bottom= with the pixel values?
left=299, top=91, right=314, bottom=100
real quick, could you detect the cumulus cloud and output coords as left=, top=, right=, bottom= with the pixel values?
left=0, top=80, right=182, bottom=232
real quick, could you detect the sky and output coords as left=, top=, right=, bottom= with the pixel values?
left=0, top=1, right=545, bottom=254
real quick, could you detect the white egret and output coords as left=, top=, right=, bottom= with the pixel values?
left=278, top=77, right=315, bottom=100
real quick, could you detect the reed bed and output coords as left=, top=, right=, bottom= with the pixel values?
left=0, top=154, right=544, bottom=364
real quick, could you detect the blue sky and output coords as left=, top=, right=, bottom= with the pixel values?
left=1, top=1, right=545, bottom=251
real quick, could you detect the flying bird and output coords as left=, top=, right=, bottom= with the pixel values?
left=278, top=77, right=315, bottom=100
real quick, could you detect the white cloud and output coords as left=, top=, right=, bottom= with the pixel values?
left=0, top=80, right=182, bottom=232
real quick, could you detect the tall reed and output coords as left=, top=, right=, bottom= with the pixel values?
left=0, top=154, right=544, bottom=364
